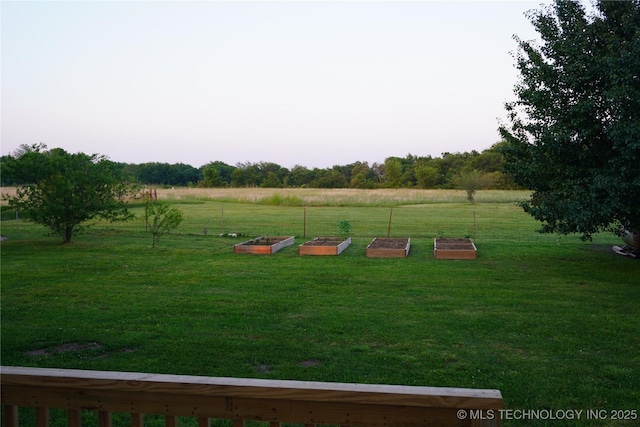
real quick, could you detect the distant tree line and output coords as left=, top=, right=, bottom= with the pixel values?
left=1, top=142, right=515, bottom=190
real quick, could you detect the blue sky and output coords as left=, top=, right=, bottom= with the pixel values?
left=1, top=0, right=546, bottom=169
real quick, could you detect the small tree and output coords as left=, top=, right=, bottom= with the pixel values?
left=414, top=164, right=440, bottom=189
left=146, top=202, right=183, bottom=248
left=383, top=158, right=403, bottom=188
left=452, top=170, right=494, bottom=204
left=2, top=144, right=136, bottom=243
left=200, top=165, right=222, bottom=187
left=337, top=220, right=352, bottom=238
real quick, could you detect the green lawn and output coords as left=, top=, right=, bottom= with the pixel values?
left=1, top=190, right=639, bottom=426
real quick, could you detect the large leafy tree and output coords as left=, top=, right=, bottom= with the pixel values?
left=3, top=144, right=136, bottom=243
left=499, top=0, right=640, bottom=242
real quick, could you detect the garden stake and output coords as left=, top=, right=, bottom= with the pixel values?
left=474, top=210, right=477, bottom=241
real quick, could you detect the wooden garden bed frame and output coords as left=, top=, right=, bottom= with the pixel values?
left=1, top=366, right=503, bottom=427
left=434, top=238, right=478, bottom=259
left=298, top=237, right=351, bottom=256
left=233, top=236, right=295, bottom=254
left=366, top=238, right=411, bottom=258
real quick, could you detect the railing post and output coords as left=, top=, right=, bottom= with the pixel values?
left=36, top=407, right=49, bottom=427
left=471, top=418, right=502, bottom=427
left=68, top=409, right=81, bottom=427
left=98, top=411, right=111, bottom=427
left=4, top=405, right=18, bottom=427
left=198, top=417, right=210, bottom=427
left=165, top=415, right=177, bottom=427
left=131, top=413, right=144, bottom=427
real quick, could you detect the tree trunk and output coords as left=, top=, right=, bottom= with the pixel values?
left=63, top=226, right=73, bottom=243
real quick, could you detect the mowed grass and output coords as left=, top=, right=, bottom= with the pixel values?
left=1, top=189, right=639, bottom=427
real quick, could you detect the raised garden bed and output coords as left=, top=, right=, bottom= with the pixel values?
left=234, top=236, right=295, bottom=254
left=434, top=238, right=477, bottom=259
left=366, top=237, right=411, bottom=258
left=298, top=237, right=351, bottom=256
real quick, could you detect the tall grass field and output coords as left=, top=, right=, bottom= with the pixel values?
left=1, top=188, right=639, bottom=427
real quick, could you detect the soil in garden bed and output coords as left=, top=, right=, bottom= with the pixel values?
left=300, top=237, right=346, bottom=246
left=367, top=238, right=409, bottom=249
left=436, top=238, right=476, bottom=250
left=240, top=237, right=291, bottom=246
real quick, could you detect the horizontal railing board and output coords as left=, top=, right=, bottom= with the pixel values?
left=2, top=366, right=503, bottom=426
left=2, top=386, right=472, bottom=425
left=1, top=366, right=501, bottom=409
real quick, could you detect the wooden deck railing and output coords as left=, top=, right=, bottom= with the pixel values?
left=1, top=366, right=503, bottom=426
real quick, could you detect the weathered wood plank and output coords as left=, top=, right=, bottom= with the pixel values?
left=98, top=410, right=112, bottom=427
left=131, top=413, right=144, bottom=427
left=4, top=405, right=18, bottom=427
left=0, top=386, right=496, bottom=426
left=68, top=409, right=82, bottom=427
left=165, top=415, right=177, bottom=427
left=1, top=366, right=503, bottom=427
left=36, top=407, right=49, bottom=427
left=1, top=366, right=501, bottom=409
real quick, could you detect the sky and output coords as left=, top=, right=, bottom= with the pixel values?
left=1, top=0, right=547, bottom=169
